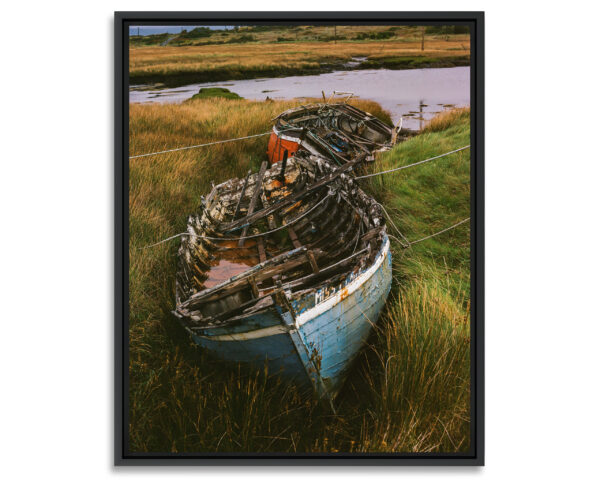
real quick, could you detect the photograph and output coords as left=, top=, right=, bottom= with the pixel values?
left=7, top=3, right=600, bottom=478
left=117, top=12, right=483, bottom=463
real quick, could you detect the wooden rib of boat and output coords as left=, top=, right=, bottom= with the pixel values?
left=266, top=102, right=401, bottom=166
left=173, top=152, right=392, bottom=400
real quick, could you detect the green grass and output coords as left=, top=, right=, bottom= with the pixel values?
left=364, top=108, right=471, bottom=302
left=351, top=107, right=471, bottom=451
left=128, top=100, right=471, bottom=453
left=189, top=87, right=243, bottom=101
left=359, top=55, right=470, bottom=70
left=129, top=33, right=171, bottom=47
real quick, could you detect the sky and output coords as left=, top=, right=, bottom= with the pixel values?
left=129, top=26, right=232, bottom=36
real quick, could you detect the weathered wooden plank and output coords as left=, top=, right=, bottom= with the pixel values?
left=257, top=237, right=267, bottom=263
left=220, top=154, right=364, bottom=233
left=333, top=129, right=370, bottom=154
left=287, top=226, right=302, bottom=249
left=238, top=161, right=268, bottom=247
left=183, top=255, right=310, bottom=308
left=284, top=248, right=369, bottom=290
left=259, top=184, right=277, bottom=231
left=233, top=169, right=252, bottom=220
left=278, top=149, right=289, bottom=182
left=188, top=294, right=272, bottom=327
left=361, top=226, right=384, bottom=243
left=306, top=250, right=320, bottom=273
left=180, top=247, right=326, bottom=308
left=248, top=276, right=260, bottom=298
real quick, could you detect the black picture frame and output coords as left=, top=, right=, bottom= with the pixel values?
left=115, top=11, right=484, bottom=466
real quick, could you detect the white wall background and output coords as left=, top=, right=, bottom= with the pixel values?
left=1, top=1, right=599, bottom=477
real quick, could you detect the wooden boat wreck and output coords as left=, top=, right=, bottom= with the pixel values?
left=266, top=102, right=401, bottom=166
left=173, top=152, right=392, bottom=400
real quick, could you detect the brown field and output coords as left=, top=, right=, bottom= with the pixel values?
left=130, top=38, right=469, bottom=79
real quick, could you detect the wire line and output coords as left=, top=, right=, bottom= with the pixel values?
left=404, top=218, right=470, bottom=248
left=354, top=145, right=470, bottom=179
left=129, top=132, right=271, bottom=159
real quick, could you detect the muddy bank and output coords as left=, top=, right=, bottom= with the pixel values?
left=129, top=55, right=470, bottom=88
left=357, top=55, right=470, bottom=70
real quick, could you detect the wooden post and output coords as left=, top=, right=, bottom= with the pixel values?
left=257, top=237, right=267, bottom=263
left=233, top=170, right=252, bottom=220
left=279, top=150, right=288, bottom=183
left=248, top=276, right=260, bottom=298
left=238, top=161, right=268, bottom=247
left=260, top=190, right=277, bottom=231
left=421, top=26, right=425, bottom=51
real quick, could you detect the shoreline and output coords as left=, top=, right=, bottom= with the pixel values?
left=129, top=55, right=470, bottom=88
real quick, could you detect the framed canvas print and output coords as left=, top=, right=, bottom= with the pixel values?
left=115, top=11, right=484, bottom=465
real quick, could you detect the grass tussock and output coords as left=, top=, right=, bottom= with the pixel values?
left=355, top=280, right=470, bottom=452
left=128, top=98, right=471, bottom=454
left=189, top=87, right=242, bottom=101
left=422, top=107, right=470, bottom=133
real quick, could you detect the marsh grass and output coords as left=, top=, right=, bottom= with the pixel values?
left=422, top=107, right=471, bottom=133
left=129, top=37, right=470, bottom=86
left=128, top=98, right=471, bottom=453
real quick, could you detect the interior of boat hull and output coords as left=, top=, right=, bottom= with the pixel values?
left=174, top=151, right=387, bottom=330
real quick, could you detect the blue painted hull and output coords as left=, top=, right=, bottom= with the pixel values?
left=184, top=237, right=393, bottom=398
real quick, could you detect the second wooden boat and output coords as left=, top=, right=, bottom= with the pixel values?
left=266, top=102, right=401, bottom=166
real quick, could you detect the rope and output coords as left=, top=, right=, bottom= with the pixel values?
left=129, top=132, right=271, bottom=159
left=375, top=201, right=411, bottom=249
left=139, top=191, right=332, bottom=250
left=402, top=218, right=470, bottom=248
left=354, top=145, right=470, bottom=180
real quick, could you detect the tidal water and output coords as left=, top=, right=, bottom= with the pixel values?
left=130, top=66, right=470, bottom=131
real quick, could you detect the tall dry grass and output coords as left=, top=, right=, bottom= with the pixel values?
left=128, top=98, right=471, bottom=453
left=355, top=279, right=470, bottom=452
left=422, top=107, right=471, bottom=133
left=129, top=38, right=470, bottom=85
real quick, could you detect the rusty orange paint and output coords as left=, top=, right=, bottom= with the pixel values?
left=266, top=178, right=283, bottom=190
left=266, top=131, right=300, bottom=164
left=265, top=174, right=299, bottom=193
left=339, top=286, right=349, bottom=301
left=281, top=200, right=302, bottom=215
